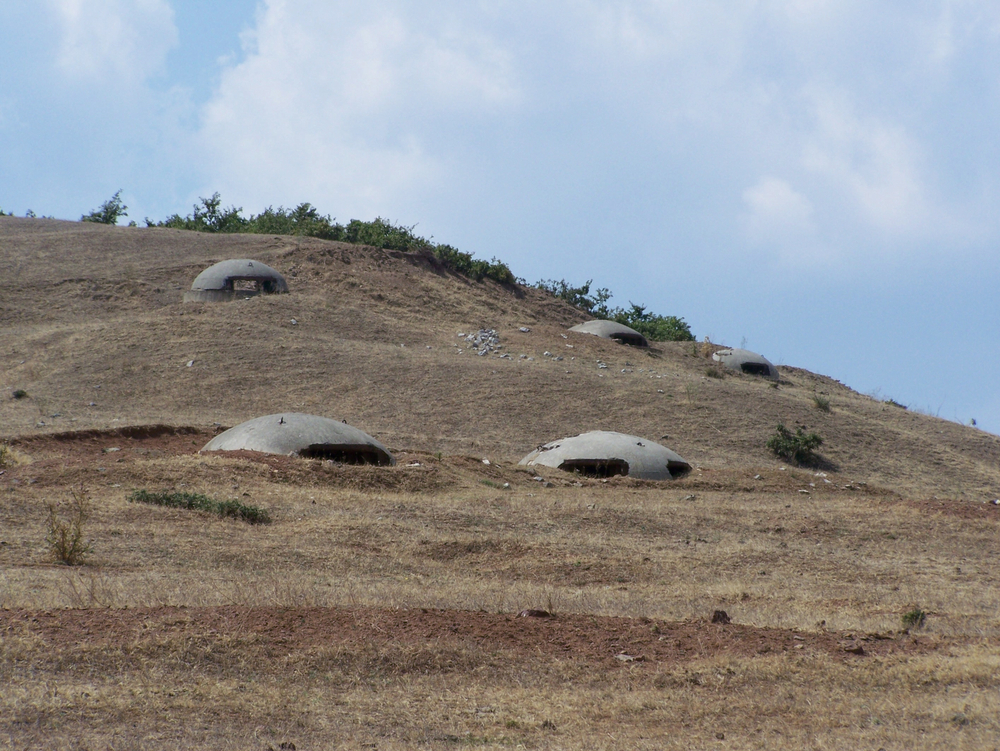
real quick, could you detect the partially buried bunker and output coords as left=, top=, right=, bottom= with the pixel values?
left=568, top=320, right=649, bottom=347
left=183, top=259, right=289, bottom=302
left=519, top=431, right=690, bottom=480
left=201, top=413, right=395, bottom=465
left=712, top=347, right=779, bottom=380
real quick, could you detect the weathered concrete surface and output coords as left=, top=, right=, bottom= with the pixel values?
left=712, top=348, right=779, bottom=380
left=202, top=413, right=395, bottom=465
left=519, top=430, right=690, bottom=480
left=568, top=320, right=649, bottom=347
left=183, top=259, right=288, bottom=302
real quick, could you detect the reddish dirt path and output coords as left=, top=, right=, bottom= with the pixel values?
left=1, top=607, right=942, bottom=666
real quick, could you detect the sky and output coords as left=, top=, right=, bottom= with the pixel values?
left=2, top=0, right=999, bottom=433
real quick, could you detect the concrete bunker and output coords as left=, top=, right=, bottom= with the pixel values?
left=183, top=259, right=289, bottom=302
left=201, top=413, right=395, bottom=465
left=519, top=431, right=690, bottom=481
left=568, top=320, right=649, bottom=347
left=712, top=348, right=779, bottom=380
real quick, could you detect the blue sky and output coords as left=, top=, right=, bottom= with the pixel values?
left=3, top=1, right=999, bottom=433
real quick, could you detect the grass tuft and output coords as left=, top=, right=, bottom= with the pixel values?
left=813, top=394, right=831, bottom=412
left=901, top=608, right=927, bottom=630
left=128, top=489, right=271, bottom=525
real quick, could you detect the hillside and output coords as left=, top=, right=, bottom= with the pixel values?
left=2, top=216, right=999, bottom=497
left=3, top=217, right=1000, bottom=749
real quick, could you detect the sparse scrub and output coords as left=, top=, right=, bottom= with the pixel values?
left=46, top=487, right=93, bottom=565
left=813, top=394, right=831, bottom=412
left=767, top=423, right=823, bottom=466
left=148, top=194, right=514, bottom=284
left=885, top=398, right=907, bottom=410
left=128, top=489, right=271, bottom=525
left=705, top=367, right=724, bottom=379
left=902, top=608, right=927, bottom=630
left=535, top=279, right=694, bottom=342
left=82, top=190, right=128, bottom=225
left=11, top=389, right=28, bottom=399
left=0, top=444, right=10, bottom=467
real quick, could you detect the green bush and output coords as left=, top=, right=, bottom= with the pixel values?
left=82, top=190, right=128, bottom=225
left=128, top=489, right=271, bottom=525
left=766, top=423, right=823, bottom=466
left=148, top=194, right=514, bottom=284
left=535, top=279, right=694, bottom=342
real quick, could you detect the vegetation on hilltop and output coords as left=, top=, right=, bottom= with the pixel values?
left=145, top=193, right=515, bottom=284
left=536, top=278, right=694, bottom=341
left=76, top=190, right=693, bottom=338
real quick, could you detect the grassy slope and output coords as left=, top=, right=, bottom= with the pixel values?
left=2, top=217, right=1000, bottom=749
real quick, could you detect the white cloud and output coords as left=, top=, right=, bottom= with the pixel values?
left=47, top=0, right=177, bottom=84
left=742, top=176, right=815, bottom=247
left=199, top=0, right=519, bottom=216
left=801, top=89, right=929, bottom=236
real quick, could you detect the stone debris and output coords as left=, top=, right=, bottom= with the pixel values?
left=518, top=326, right=531, bottom=333
left=518, top=609, right=553, bottom=618
left=543, top=351, right=552, bottom=357
left=597, top=361, right=608, bottom=369
left=615, top=652, right=644, bottom=662
left=463, top=329, right=500, bottom=356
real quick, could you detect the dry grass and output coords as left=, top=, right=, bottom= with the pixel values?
left=3, top=218, right=1000, bottom=748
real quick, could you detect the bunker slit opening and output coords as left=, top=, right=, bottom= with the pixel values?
left=228, top=278, right=270, bottom=294
left=610, top=333, right=648, bottom=347
left=667, top=460, right=692, bottom=478
left=740, top=362, right=771, bottom=377
left=558, top=458, right=630, bottom=478
left=300, top=443, right=394, bottom=466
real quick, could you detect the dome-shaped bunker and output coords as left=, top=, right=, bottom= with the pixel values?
left=569, top=320, right=649, bottom=347
left=183, top=259, right=289, bottom=302
left=712, top=348, right=779, bottom=380
left=519, top=431, right=690, bottom=480
left=202, top=413, right=395, bottom=465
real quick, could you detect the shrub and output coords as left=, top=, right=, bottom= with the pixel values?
left=128, top=489, right=271, bottom=525
left=46, top=487, right=93, bottom=565
left=812, top=394, right=831, bottom=412
left=766, top=423, right=823, bottom=466
left=149, top=195, right=515, bottom=284
left=11, top=389, right=27, bottom=400
left=885, top=398, right=907, bottom=410
left=902, top=608, right=927, bottom=630
left=535, top=279, right=694, bottom=342
left=82, top=190, right=128, bottom=225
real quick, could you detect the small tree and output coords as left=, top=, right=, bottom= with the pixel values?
left=82, top=190, right=128, bottom=225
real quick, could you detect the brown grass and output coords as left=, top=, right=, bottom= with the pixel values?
left=2, top=218, right=1000, bottom=748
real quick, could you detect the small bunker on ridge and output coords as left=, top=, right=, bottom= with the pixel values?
left=712, top=348, right=779, bottom=380
left=183, top=259, right=289, bottom=302
left=519, top=431, right=690, bottom=481
left=569, top=320, right=649, bottom=347
left=201, top=413, right=395, bottom=465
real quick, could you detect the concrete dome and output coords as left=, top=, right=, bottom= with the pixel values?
left=519, top=431, right=690, bottom=480
left=183, top=259, right=288, bottom=302
left=202, top=413, right=395, bottom=465
left=712, top=348, right=779, bottom=380
left=569, top=320, right=649, bottom=347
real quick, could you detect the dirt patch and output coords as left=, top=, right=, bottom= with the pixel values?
left=0, top=606, right=943, bottom=668
left=901, top=497, right=1000, bottom=521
